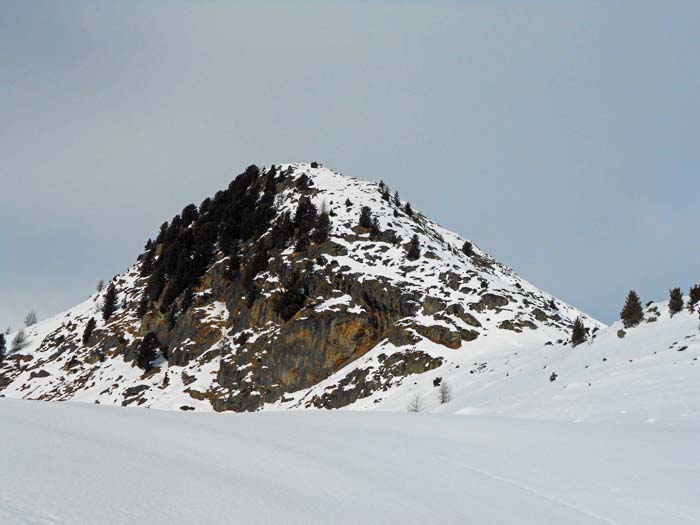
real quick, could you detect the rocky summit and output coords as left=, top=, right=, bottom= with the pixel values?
left=0, top=163, right=599, bottom=412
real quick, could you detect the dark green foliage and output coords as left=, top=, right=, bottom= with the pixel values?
left=296, top=173, right=310, bottom=189
left=344, top=198, right=352, bottom=207
left=359, top=206, right=372, bottom=228
left=294, top=235, right=309, bottom=253
left=275, top=269, right=307, bottom=322
left=270, top=211, right=294, bottom=250
left=370, top=216, right=381, bottom=239
left=571, top=317, right=587, bottom=347
left=225, top=240, right=241, bottom=280
left=164, top=215, right=183, bottom=245
left=393, top=190, right=401, bottom=206
left=293, top=197, right=318, bottom=234
left=381, top=187, right=390, bottom=202
left=310, top=161, right=319, bottom=169
left=404, top=202, right=413, bottom=217
left=136, top=332, right=160, bottom=372
left=292, top=196, right=317, bottom=252
left=312, top=212, right=330, bottom=244
left=143, top=164, right=278, bottom=313
left=241, top=243, right=270, bottom=290
left=462, top=241, right=473, bottom=256
left=0, top=334, right=5, bottom=363
left=669, top=287, right=684, bottom=315
left=146, top=266, right=166, bottom=303
left=199, top=197, right=211, bottom=215
left=620, top=290, right=644, bottom=328
left=688, top=285, right=700, bottom=310
left=406, top=234, right=421, bottom=260
left=155, top=222, right=168, bottom=245
left=243, top=164, right=260, bottom=180
left=181, top=204, right=198, bottom=229
left=102, top=283, right=118, bottom=322
left=139, top=246, right=155, bottom=277
left=82, top=318, right=96, bottom=346
left=250, top=172, right=277, bottom=236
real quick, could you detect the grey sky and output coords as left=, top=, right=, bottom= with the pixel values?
left=1, top=0, right=698, bottom=327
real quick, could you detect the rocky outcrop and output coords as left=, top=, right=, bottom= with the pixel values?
left=308, top=350, right=444, bottom=409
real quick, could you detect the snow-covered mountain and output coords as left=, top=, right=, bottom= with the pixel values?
left=1, top=163, right=697, bottom=421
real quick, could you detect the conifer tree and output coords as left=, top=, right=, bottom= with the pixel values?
left=462, top=241, right=473, bottom=256
left=241, top=244, right=270, bottom=290
left=139, top=248, right=155, bottom=277
left=294, top=235, right=309, bottom=253
left=270, top=211, right=294, bottom=250
left=24, top=310, right=37, bottom=327
left=180, top=203, right=198, bottom=229
left=393, top=191, right=401, bottom=206
left=407, top=234, right=421, bottom=260
left=0, top=333, right=6, bottom=363
left=570, top=317, right=587, bottom=347
left=136, top=332, right=160, bottom=372
left=404, top=202, right=413, bottom=217
left=155, top=221, right=169, bottom=245
left=11, top=329, right=27, bottom=352
left=293, top=196, right=318, bottom=237
left=82, top=318, right=97, bottom=346
left=102, top=283, right=118, bottom=322
left=370, top=216, right=381, bottom=239
left=312, top=211, right=330, bottom=244
left=296, top=173, right=310, bottom=189
left=620, top=290, right=644, bottom=328
left=669, top=287, right=684, bottom=315
left=359, top=206, right=372, bottom=229
left=381, top=187, right=390, bottom=202
left=275, top=269, right=306, bottom=322
left=225, top=240, right=241, bottom=280
left=146, top=266, right=166, bottom=303
left=688, top=285, right=700, bottom=311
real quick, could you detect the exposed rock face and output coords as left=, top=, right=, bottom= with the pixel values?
left=471, top=293, right=509, bottom=312
left=0, top=163, right=598, bottom=412
left=307, top=350, right=444, bottom=409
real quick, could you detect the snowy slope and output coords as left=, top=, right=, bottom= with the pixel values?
left=1, top=163, right=697, bottom=423
left=301, top=300, right=699, bottom=424
left=1, top=398, right=699, bottom=525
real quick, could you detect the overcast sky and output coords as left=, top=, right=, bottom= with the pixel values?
left=1, top=1, right=698, bottom=327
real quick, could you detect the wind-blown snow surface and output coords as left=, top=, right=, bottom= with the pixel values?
left=1, top=398, right=698, bottom=525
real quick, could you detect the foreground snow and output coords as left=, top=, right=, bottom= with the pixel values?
left=1, top=399, right=698, bottom=524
